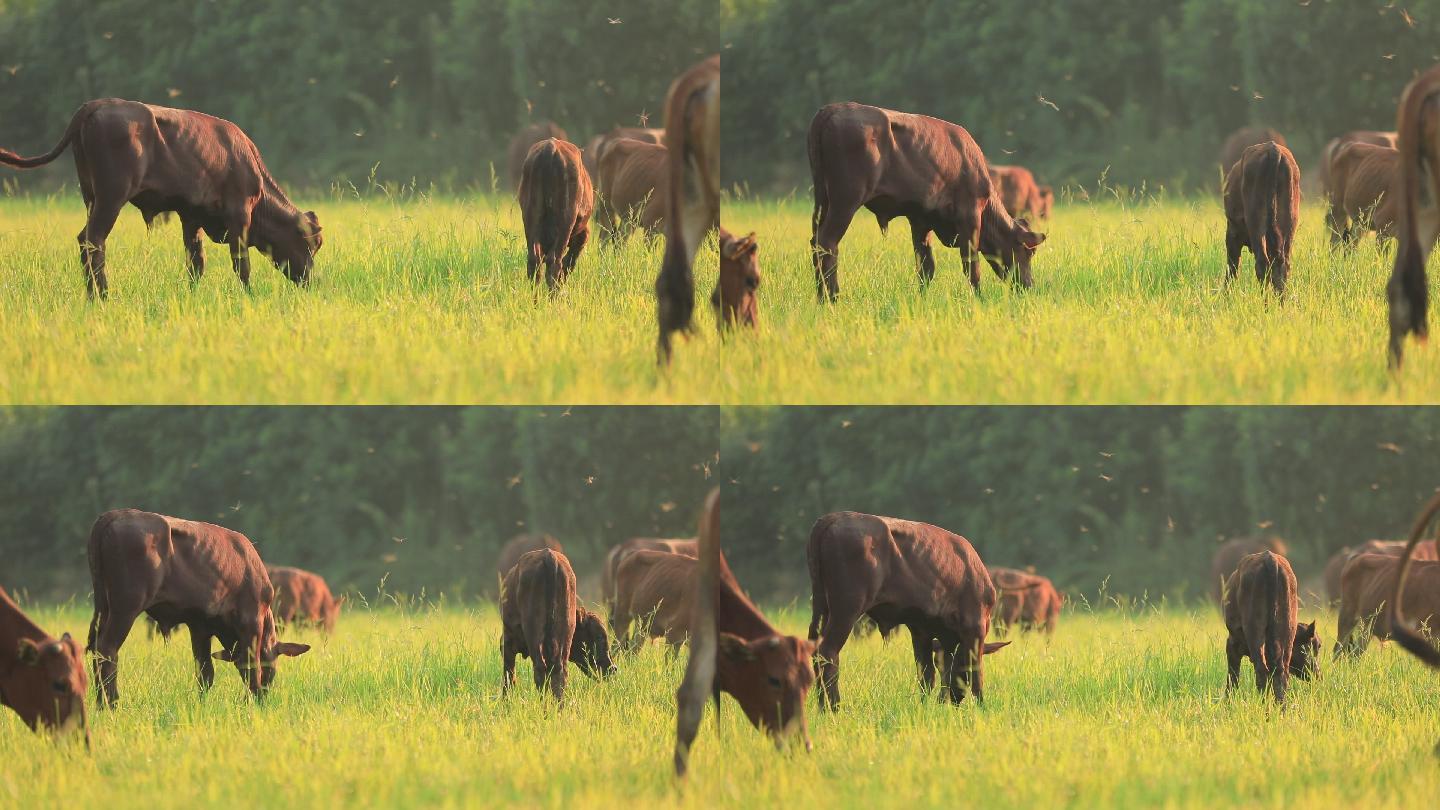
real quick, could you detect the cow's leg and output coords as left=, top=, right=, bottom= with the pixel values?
left=228, top=239, right=252, bottom=290
left=501, top=633, right=519, bottom=694
left=1225, top=634, right=1243, bottom=694
left=90, top=609, right=139, bottom=709
left=909, top=626, right=936, bottom=694
left=548, top=657, right=567, bottom=703
left=910, top=220, right=936, bottom=287
left=1224, top=222, right=1243, bottom=284
left=180, top=216, right=206, bottom=283
left=561, top=223, right=589, bottom=280
left=187, top=624, right=214, bottom=694
left=814, top=609, right=858, bottom=711
left=958, top=211, right=982, bottom=293
left=526, top=243, right=542, bottom=284
left=77, top=198, right=125, bottom=300
left=812, top=200, right=857, bottom=302
left=1250, top=643, right=1271, bottom=696
left=1270, top=651, right=1290, bottom=705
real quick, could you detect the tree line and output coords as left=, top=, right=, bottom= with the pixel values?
left=723, top=0, right=1440, bottom=193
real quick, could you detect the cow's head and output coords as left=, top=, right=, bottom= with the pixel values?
left=985, top=217, right=1046, bottom=289
left=718, top=632, right=816, bottom=749
left=1289, top=621, right=1320, bottom=680
left=570, top=608, right=616, bottom=678
left=12, top=633, right=87, bottom=739
left=713, top=230, right=760, bottom=330
left=264, top=210, right=324, bottom=284
left=1037, top=186, right=1055, bottom=219
left=213, top=607, right=309, bottom=697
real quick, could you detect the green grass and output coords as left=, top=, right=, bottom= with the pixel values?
left=0, top=191, right=722, bottom=404
left=4, top=599, right=1438, bottom=808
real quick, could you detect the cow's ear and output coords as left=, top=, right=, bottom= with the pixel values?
left=212, top=649, right=236, bottom=662
left=719, top=632, right=756, bottom=662
left=273, top=642, right=310, bottom=658
left=982, top=640, right=1012, bottom=655
left=17, top=638, right=41, bottom=665
left=302, top=211, right=322, bottom=234
left=1022, top=230, right=1047, bottom=248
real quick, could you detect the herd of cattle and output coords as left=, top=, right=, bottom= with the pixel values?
left=4, top=490, right=1438, bottom=773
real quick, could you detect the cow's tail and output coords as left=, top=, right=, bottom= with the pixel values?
left=1390, top=68, right=1440, bottom=364
left=539, top=552, right=565, bottom=678
left=1271, top=149, right=1296, bottom=269
left=806, top=524, right=826, bottom=644
left=674, top=488, right=719, bottom=777
left=529, top=143, right=576, bottom=271
left=1241, top=144, right=1281, bottom=275
left=1390, top=492, right=1440, bottom=668
left=0, top=102, right=89, bottom=169
left=85, top=511, right=123, bottom=653
left=807, top=106, right=836, bottom=245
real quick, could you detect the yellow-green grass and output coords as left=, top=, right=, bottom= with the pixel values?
left=4, top=599, right=1437, bottom=808
left=0, top=192, right=723, bottom=404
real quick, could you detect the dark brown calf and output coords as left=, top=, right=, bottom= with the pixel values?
left=1387, top=66, right=1440, bottom=367
left=1211, top=536, right=1288, bottom=604
left=0, top=586, right=87, bottom=741
left=1223, top=141, right=1300, bottom=296
left=674, top=489, right=815, bottom=777
left=86, top=509, right=308, bottom=707
left=0, top=99, right=322, bottom=298
left=656, top=55, right=720, bottom=365
left=713, top=229, right=760, bottom=332
left=595, top=139, right=668, bottom=239
left=1222, top=551, right=1319, bottom=704
left=806, top=511, right=1010, bottom=710
left=599, top=537, right=696, bottom=615
left=508, top=120, right=567, bottom=191
left=268, top=566, right=343, bottom=634
left=518, top=138, right=594, bottom=288
left=1326, top=142, right=1400, bottom=246
left=808, top=103, right=1046, bottom=300
left=499, top=549, right=613, bottom=702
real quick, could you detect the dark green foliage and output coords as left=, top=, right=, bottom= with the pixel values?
left=0, top=407, right=717, bottom=599
left=0, top=0, right=715, bottom=190
left=720, top=407, right=1440, bottom=601
left=723, top=0, right=1440, bottom=192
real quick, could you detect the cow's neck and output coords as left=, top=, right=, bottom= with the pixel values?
left=0, top=596, right=49, bottom=679
left=981, top=193, right=1019, bottom=246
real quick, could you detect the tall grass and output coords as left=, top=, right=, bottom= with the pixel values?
left=4, top=599, right=1437, bottom=808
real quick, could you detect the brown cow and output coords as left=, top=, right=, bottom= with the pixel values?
left=1325, top=142, right=1400, bottom=246
left=1223, top=141, right=1300, bottom=296
left=1222, top=551, right=1319, bottom=704
left=808, top=103, right=1046, bottom=301
left=1322, top=539, right=1438, bottom=603
left=611, top=549, right=696, bottom=652
left=583, top=126, right=665, bottom=178
left=599, top=537, right=697, bottom=613
left=990, top=567, right=1061, bottom=636
left=1211, top=536, right=1288, bottom=604
left=518, top=138, right=594, bottom=288
left=656, top=55, right=720, bottom=365
left=673, top=489, right=815, bottom=777
left=1336, top=551, right=1440, bottom=657
left=0, top=99, right=323, bottom=298
left=806, top=511, right=1010, bottom=710
left=713, top=229, right=760, bottom=331
left=499, top=548, right=613, bottom=701
left=1, top=586, right=87, bottom=741
left=595, top=139, right=668, bottom=239
left=1219, top=126, right=1287, bottom=178
left=268, top=566, right=343, bottom=634
left=1037, top=185, right=1055, bottom=219
left=990, top=165, right=1049, bottom=221
left=86, top=509, right=309, bottom=707
left=507, top=120, right=567, bottom=191
left=496, top=533, right=563, bottom=593
left=1319, top=129, right=1397, bottom=200
left=1386, top=66, right=1440, bottom=367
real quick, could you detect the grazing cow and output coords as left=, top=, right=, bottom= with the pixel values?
left=599, top=537, right=697, bottom=613
left=1336, top=551, right=1440, bottom=657
left=518, top=138, right=594, bottom=288
left=595, top=139, right=668, bottom=239
left=1322, top=539, right=1438, bottom=603
left=1222, top=551, right=1319, bottom=704
left=611, top=549, right=697, bottom=652
left=808, top=103, right=1046, bottom=301
left=656, top=55, right=720, bottom=365
left=1390, top=494, right=1440, bottom=754
left=674, top=489, right=815, bottom=777
left=1387, top=66, right=1440, bottom=367
left=86, top=509, right=309, bottom=707
left=1219, top=126, right=1288, bottom=178
left=1325, top=142, right=1400, bottom=246
left=1211, top=536, right=1288, bottom=604
left=0, top=99, right=323, bottom=298
left=507, top=120, right=567, bottom=191
left=1223, top=141, right=1300, bottom=296
left=0, top=586, right=87, bottom=741
left=990, top=165, right=1049, bottom=221
left=583, top=126, right=665, bottom=178
left=806, top=511, right=1011, bottom=711
left=499, top=549, right=613, bottom=701
left=1037, top=185, right=1055, bottom=219
left=268, top=566, right=344, bottom=634
left=990, top=567, right=1061, bottom=636
left=496, top=533, right=563, bottom=589
left=1319, top=129, right=1397, bottom=200
left=713, top=229, right=760, bottom=331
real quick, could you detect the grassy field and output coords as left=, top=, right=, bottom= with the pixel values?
left=0, top=190, right=722, bottom=404
left=7, top=189, right=1440, bottom=404
left=3, top=598, right=1437, bottom=808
